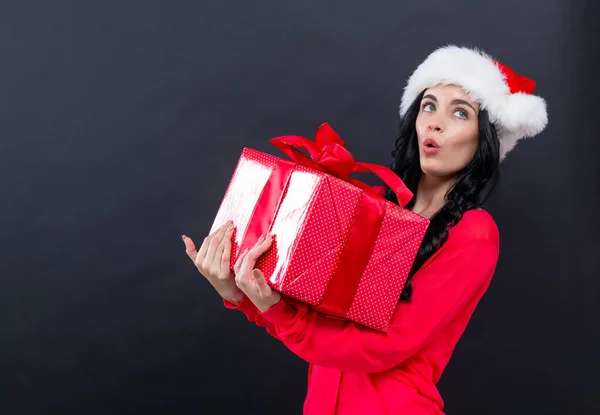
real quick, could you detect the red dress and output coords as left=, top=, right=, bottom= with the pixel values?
left=224, top=209, right=500, bottom=414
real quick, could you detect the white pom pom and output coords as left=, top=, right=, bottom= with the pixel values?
left=497, top=93, right=548, bottom=138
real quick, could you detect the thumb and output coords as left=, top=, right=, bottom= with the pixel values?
left=182, top=235, right=198, bottom=261
left=252, top=269, right=272, bottom=297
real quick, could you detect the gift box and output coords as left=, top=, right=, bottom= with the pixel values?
left=210, top=123, right=429, bottom=332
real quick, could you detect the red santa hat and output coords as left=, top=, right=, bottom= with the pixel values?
left=399, top=45, right=548, bottom=161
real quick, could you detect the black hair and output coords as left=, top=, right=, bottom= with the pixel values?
left=383, top=90, right=500, bottom=300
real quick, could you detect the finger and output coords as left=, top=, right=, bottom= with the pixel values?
left=204, top=221, right=231, bottom=266
left=234, top=248, right=249, bottom=275
left=233, top=233, right=264, bottom=274
left=239, top=235, right=273, bottom=276
left=235, top=244, right=258, bottom=289
left=252, top=269, right=272, bottom=298
left=196, top=222, right=228, bottom=264
left=220, top=224, right=235, bottom=275
left=197, top=222, right=229, bottom=268
left=261, top=233, right=275, bottom=247
left=252, top=233, right=266, bottom=249
left=214, top=222, right=232, bottom=263
left=182, top=235, right=198, bottom=262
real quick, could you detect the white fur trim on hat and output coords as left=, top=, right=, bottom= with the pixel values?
left=399, top=45, right=548, bottom=161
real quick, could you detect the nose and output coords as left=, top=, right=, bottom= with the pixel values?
left=427, top=113, right=444, bottom=133
left=428, top=121, right=443, bottom=133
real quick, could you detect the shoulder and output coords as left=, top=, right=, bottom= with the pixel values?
left=415, top=209, right=500, bottom=284
left=449, top=209, right=499, bottom=246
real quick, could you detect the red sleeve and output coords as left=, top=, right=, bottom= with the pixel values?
left=256, top=211, right=499, bottom=373
left=223, top=296, right=281, bottom=340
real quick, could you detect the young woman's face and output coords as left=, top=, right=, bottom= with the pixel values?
left=415, top=84, right=480, bottom=179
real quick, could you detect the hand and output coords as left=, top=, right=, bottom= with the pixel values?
left=182, top=220, right=244, bottom=305
left=234, top=233, right=281, bottom=312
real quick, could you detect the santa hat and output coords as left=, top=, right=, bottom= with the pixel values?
left=399, top=45, right=548, bottom=161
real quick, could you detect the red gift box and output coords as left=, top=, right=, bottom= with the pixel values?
left=210, top=123, right=429, bottom=332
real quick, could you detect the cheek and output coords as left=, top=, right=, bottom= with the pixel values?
left=462, top=125, right=479, bottom=153
left=451, top=125, right=479, bottom=160
left=415, top=113, right=427, bottom=137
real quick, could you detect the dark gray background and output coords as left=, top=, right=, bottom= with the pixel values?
left=1, top=1, right=597, bottom=414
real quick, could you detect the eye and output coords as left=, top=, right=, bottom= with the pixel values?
left=454, top=108, right=468, bottom=119
left=422, top=102, right=435, bottom=112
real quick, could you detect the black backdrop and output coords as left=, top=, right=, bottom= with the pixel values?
left=1, top=1, right=597, bottom=414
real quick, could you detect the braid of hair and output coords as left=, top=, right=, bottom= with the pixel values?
left=399, top=181, right=469, bottom=300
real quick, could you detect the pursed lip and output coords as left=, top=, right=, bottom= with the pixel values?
left=423, top=138, right=440, bottom=148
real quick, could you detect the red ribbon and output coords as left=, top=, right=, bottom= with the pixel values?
left=317, top=190, right=386, bottom=317
left=269, top=123, right=413, bottom=207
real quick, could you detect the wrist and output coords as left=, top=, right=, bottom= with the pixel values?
left=223, top=289, right=245, bottom=306
left=256, top=296, right=282, bottom=313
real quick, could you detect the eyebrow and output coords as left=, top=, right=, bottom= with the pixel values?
left=422, top=94, right=478, bottom=113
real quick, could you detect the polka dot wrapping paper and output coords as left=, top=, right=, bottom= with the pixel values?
left=210, top=147, right=429, bottom=332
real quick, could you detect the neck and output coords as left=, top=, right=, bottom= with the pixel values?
left=411, top=174, right=456, bottom=219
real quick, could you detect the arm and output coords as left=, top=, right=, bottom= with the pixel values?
left=257, top=217, right=499, bottom=373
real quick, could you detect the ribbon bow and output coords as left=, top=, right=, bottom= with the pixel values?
left=269, top=123, right=413, bottom=207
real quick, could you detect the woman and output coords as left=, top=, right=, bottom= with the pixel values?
left=182, top=45, right=548, bottom=414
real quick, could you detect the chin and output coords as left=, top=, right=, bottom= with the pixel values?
left=420, top=157, right=455, bottom=179
left=419, top=158, right=442, bottom=176
left=421, top=168, right=446, bottom=178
